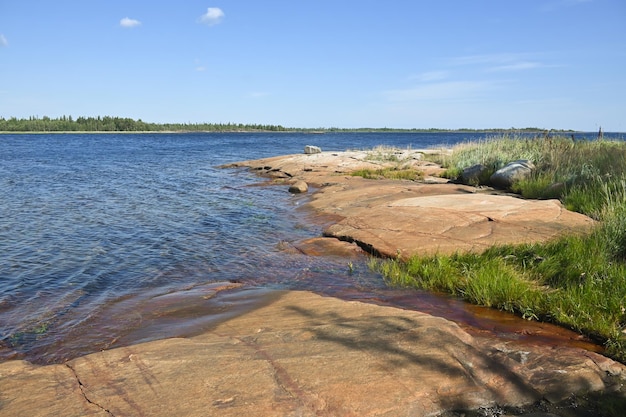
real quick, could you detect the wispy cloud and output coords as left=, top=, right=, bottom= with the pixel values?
left=120, top=17, right=141, bottom=28
left=450, top=53, right=548, bottom=72
left=384, top=81, right=495, bottom=102
left=195, top=66, right=207, bottom=72
left=450, top=53, right=531, bottom=66
left=0, top=34, right=8, bottom=47
left=199, top=7, right=225, bottom=26
left=487, top=61, right=546, bottom=72
left=409, top=71, right=450, bottom=82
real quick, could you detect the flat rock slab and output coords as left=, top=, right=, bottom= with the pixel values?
left=323, top=191, right=594, bottom=258
left=227, top=151, right=594, bottom=258
left=2, top=291, right=624, bottom=417
left=222, top=149, right=449, bottom=186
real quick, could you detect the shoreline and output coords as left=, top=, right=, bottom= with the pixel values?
left=1, top=129, right=614, bottom=135
left=225, top=149, right=595, bottom=259
left=2, top=149, right=625, bottom=416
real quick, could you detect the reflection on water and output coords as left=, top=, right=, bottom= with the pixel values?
left=0, top=132, right=605, bottom=364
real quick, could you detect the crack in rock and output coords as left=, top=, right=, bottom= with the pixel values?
left=230, top=334, right=330, bottom=415
left=65, top=363, right=115, bottom=417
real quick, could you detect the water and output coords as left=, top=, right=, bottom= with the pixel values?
left=0, top=131, right=616, bottom=364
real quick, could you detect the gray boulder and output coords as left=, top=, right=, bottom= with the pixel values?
left=304, top=145, right=322, bottom=154
left=490, top=159, right=535, bottom=189
left=461, top=164, right=491, bottom=186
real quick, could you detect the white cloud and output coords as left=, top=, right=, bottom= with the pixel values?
left=120, top=17, right=141, bottom=28
left=195, top=66, right=207, bottom=72
left=200, top=7, right=225, bottom=26
left=0, top=34, right=8, bottom=47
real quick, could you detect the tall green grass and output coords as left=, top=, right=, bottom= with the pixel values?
left=440, top=135, right=626, bottom=217
left=372, top=136, right=626, bottom=361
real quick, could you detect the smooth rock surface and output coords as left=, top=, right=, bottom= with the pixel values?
left=462, top=163, right=491, bottom=185
left=490, top=159, right=536, bottom=189
left=227, top=150, right=593, bottom=259
left=289, top=179, right=309, bottom=193
left=304, top=145, right=322, bottom=154
left=2, top=291, right=624, bottom=417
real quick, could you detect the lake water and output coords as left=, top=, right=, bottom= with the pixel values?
left=1, top=131, right=618, bottom=364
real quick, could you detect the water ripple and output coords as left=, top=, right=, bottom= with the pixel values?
left=4, top=131, right=603, bottom=363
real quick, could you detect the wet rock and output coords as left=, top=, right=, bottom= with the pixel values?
left=288, top=180, right=308, bottom=193
left=287, top=237, right=364, bottom=257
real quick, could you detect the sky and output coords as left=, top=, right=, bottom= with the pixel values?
left=0, top=1, right=624, bottom=130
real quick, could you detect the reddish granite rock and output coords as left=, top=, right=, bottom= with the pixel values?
left=0, top=152, right=611, bottom=417
left=226, top=150, right=593, bottom=259
left=1, top=292, right=624, bottom=417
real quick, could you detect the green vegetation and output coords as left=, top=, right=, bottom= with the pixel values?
left=0, top=115, right=288, bottom=132
left=436, top=135, right=626, bottom=217
left=371, top=135, right=626, bottom=361
left=351, top=167, right=423, bottom=181
left=0, top=115, right=576, bottom=133
left=350, top=146, right=424, bottom=181
left=363, top=145, right=413, bottom=162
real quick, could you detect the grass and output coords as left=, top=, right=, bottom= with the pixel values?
left=351, top=146, right=425, bottom=181
left=437, top=135, right=626, bottom=216
left=351, top=167, right=423, bottom=181
left=370, top=135, right=626, bottom=362
left=363, top=145, right=413, bottom=163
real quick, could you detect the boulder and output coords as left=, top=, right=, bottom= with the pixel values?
left=461, top=164, right=491, bottom=186
left=288, top=180, right=308, bottom=193
left=490, top=159, right=535, bottom=189
left=304, top=145, right=322, bottom=154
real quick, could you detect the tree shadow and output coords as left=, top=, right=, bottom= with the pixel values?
left=284, top=303, right=626, bottom=415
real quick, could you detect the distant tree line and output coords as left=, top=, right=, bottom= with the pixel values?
left=0, top=115, right=571, bottom=133
left=0, top=116, right=288, bottom=132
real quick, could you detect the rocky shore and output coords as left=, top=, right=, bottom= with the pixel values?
left=2, top=149, right=624, bottom=417
left=224, top=149, right=594, bottom=259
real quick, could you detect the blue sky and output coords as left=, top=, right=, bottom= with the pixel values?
left=1, top=1, right=624, bottom=130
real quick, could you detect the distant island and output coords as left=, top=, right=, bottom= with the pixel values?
left=0, top=115, right=574, bottom=134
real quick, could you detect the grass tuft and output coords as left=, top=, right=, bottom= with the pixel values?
left=351, top=167, right=423, bottom=181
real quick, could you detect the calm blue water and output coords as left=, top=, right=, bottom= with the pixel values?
left=0, top=131, right=621, bottom=363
